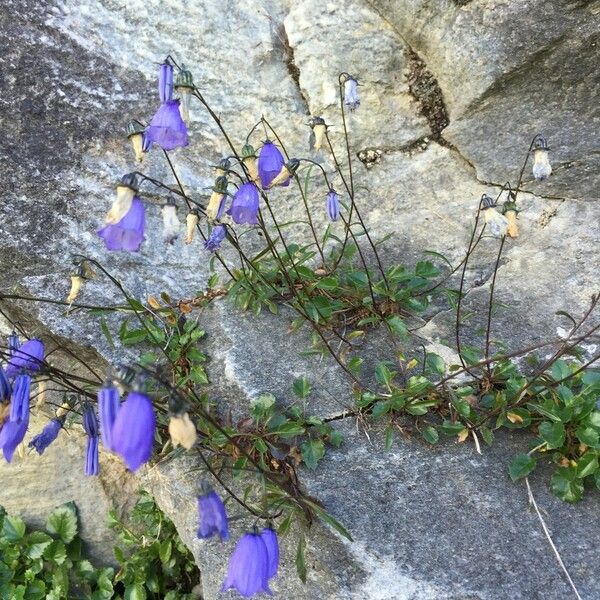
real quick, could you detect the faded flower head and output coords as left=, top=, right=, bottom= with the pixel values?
left=204, top=224, right=226, bottom=252
left=97, top=196, right=146, bottom=252
left=111, top=391, right=156, bottom=472
left=309, top=116, right=328, bottom=152
left=206, top=176, right=229, bottom=221
left=481, top=194, right=509, bottom=238
left=175, top=66, right=194, bottom=122
left=145, top=100, right=189, bottom=151
left=241, top=143, right=260, bottom=184
left=229, top=182, right=259, bottom=225
left=197, top=489, right=229, bottom=540
left=532, top=135, right=552, bottom=181
left=168, top=412, right=197, bottom=450
left=185, top=209, right=200, bottom=245
left=126, top=120, right=146, bottom=163
left=162, top=198, right=181, bottom=244
left=327, top=189, right=340, bottom=221
left=221, top=532, right=272, bottom=597
left=29, top=418, right=62, bottom=455
left=343, top=75, right=360, bottom=111
left=258, top=140, right=285, bottom=189
left=106, top=173, right=140, bottom=225
left=5, top=339, right=45, bottom=379
left=268, top=158, right=298, bottom=189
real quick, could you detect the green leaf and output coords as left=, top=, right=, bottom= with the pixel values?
left=301, top=439, right=325, bottom=470
left=25, top=532, right=52, bottom=559
left=538, top=421, right=565, bottom=450
left=292, top=376, right=312, bottom=399
left=159, top=540, right=172, bottom=564
left=43, top=540, right=67, bottom=565
left=2, top=515, right=26, bottom=542
left=124, top=583, right=147, bottom=600
left=508, top=454, right=536, bottom=481
left=441, top=420, right=466, bottom=436
left=121, top=328, right=147, bottom=346
left=295, top=536, right=306, bottom=584
left=46, top=504, right=78, bottom=544
left=384, top=427, right=394, bottom=450
left=550, top=467, right=584, bottom=503
left=576, top=452, right=598, bottom=479
left=308, top=504, right=353, bottom=541
left=100, top=317, right=115, bottom=349
left=576, top=426, right=600, bottom=448
left=386, top=315, right=408, bottom=339
left=551, top=360, right=571, bottom=381
left=422, top=426, right=439, bottom=444
left=425, top=353, right=446, bottom=376
left=268, top=421, right=306, bottom=438
left=480, top=426, right=494, bottom=446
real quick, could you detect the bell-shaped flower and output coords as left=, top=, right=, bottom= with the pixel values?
left=83, top=405, right=99, bottom=476
left=260, top=527, right=279, bottom=580
left=5, top=339, right=44, bottom=379
left=267, top=159, right=298, bottom=189
left=159, top=62, right=174, bottom=104
left=258, top=141, right=285, bottom=189
left=204, top=224, right=226, bottom=252
left=0, top=367, right=10, bottom=402
left=197, top=489, right=229, bottom=540
left=185, top=209, right=200, bottom=244
left=532, top=136, right=552, bottom=181
left=221, top=532, right=272, bottom=597
left=98, top=383, right=120, bottom=451
left=162, top=198, right=181, bottom=244
left=97, top=196, right=145, bottom=252
left=29, top=418, right=62, bottom=455
left=111, top=391, right=156, bottom=472
left=145, top=100, right=189, bottom=151
left=327, top=189, right=340, bottom=221
left=229, top=183, right=259, bottom=225
left=9, top=374, right=31, bottom=423
left=168, top=412, right=197, bottom=450
left=0, top=415, right=29, bottom=463
left=309, top=116, right=328, bottom=152
left=481, top=194, right=509, bottom=238
left=105, top=173, right=140, bottom=225
left=344, top=75, right=360, bottom=111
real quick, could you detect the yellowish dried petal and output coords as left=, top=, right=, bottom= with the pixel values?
left=185, top=211, right=200, bottom=244
left=206, top=192, right=224, bottom=221
left=67, top=276, right=84, bottom=304
left=35, top=378, right=47, bottom=408
left=506, top=210, right=519, bottom=238
left=169, top=413, right=197, bottom=450
left=507, top=412, right=523, bottom=424
left=243, top=156, right=260, bottom=183
left=457, top=428, right=469, bottom=443
left=267, top=166, right=291, bottom=189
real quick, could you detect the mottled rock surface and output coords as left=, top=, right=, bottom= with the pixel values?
left=1, top=0, right=599, bottom=598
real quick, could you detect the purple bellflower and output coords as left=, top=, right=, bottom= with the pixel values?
left=344, top=75, right=360, bottom=111
left=327, top=189, right=340, bottom=221
left=9, top=374, right=31, bottom=423
left=97, top=196, right=145, bottom=252
left=0, top=415, right=29, bottom=463
left=111, top=391, right=156, bottom=472
left=159, top=62, right=174, bottom=104
left=98, top=383, right=120, bottom=451
left=229, top=183, right=260, bottom=225
left=83, top=405, right=99, bottom=476
left=29, top=418, right=62, bottom=455
left=145, top=100, right=189, bottom=151
left=221, top=532, right=272, bottom=598
left=8, top=332, right=20, bottom=356
left=5, top=339, right=44, bottom=379
left=258, top=141, right=285, bottom=189
left=197, top=490, right=229, bottom=540
left=0, top=367, right=10, bottom=402
left=260, top=527, right=280, bottom=580
left=204, top=224, right=226, bottom=252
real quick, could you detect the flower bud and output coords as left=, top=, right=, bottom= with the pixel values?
left=168, top=412, right=197, bottom=449
left=185, top=209, right=200, bottom=244
left=343, top=75, right=360, bottom=111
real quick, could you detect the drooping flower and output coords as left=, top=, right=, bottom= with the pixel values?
left=0, top=367, right=10, bottom=402
left=29, top=418, right=62, bottom=455
left=111, top=391, right=156, bottom=472
left=197, top=490, right=229, bottom=540
left=98, top=383, right=120, bottom=451
left=175, top=66, right=194, bottom=122
left=221, top=532, right=272, bottom=597
left=206, top=177, right=229, bottom=221
left=503, top=201, right=519, bottom=238
left=66, top=264, right=90, bottom=304
left=204, top=225, right=226, bottom=253
left=327, top=189, right=340, bottom=221
left=5, top=339, right=44, bottom=379
left=9, top=374, right=31, bottom=423
left=532, top=135, right=552, bottom=181
left=185, top=209, right=200, bottom=244
left=267, top=159, right=299, bottom=189
left=168, top=412, right=197, bottom=449
left=258, top=141, right=285, bottom=189
left=105, top=173, right=140, bottom=225
left=145, top=100, right=189, bottom=151
left=241, top=144, right=260, bottom=184
left=481, top=194, right=509, bottom=238
left=260, top=527, right=280, bottom=580
left=0, top=415, right=29, bottom=462
left=229, top=183, right=259, bottom=225
left=126, top=121, right=146, bottom=163
left=158, top=62, right=174, bottom=104
left=97, top=196, right=146, bottom=252
left=309, top=116, right=328, bottom=152
left=343, top=75, right=360, bottom=111
left=83, top=405, right=99, bottom=476
left=162, top=198, right=181, bottom=244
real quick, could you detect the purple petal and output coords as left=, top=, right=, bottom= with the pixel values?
left=145, top=100, right=189, bottom=151
left=197, top=491, right=229, bottom=540
left=0, top=415, right=29, bottom=463
left=228, top=183, right=259, bottom=225
left=5, top=339, right=44, bottom=379
left=97, top=197, right=145, bottom=252
left=258, top=141, right=284, bottom=189
left=222, top=533, right=272, bottom=597
left=158, top=62, right=174, bottom=104
left=29, top=419, right=62, bottom=455
left=85, top=435, right=99, bottom=476
left=260, top=528, right=280, bottom=580
left=9, top=374, right=30, bottom=423
left=0, top=367, right=10, bottom=402
left=98, top=385, right=120, bottom=451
